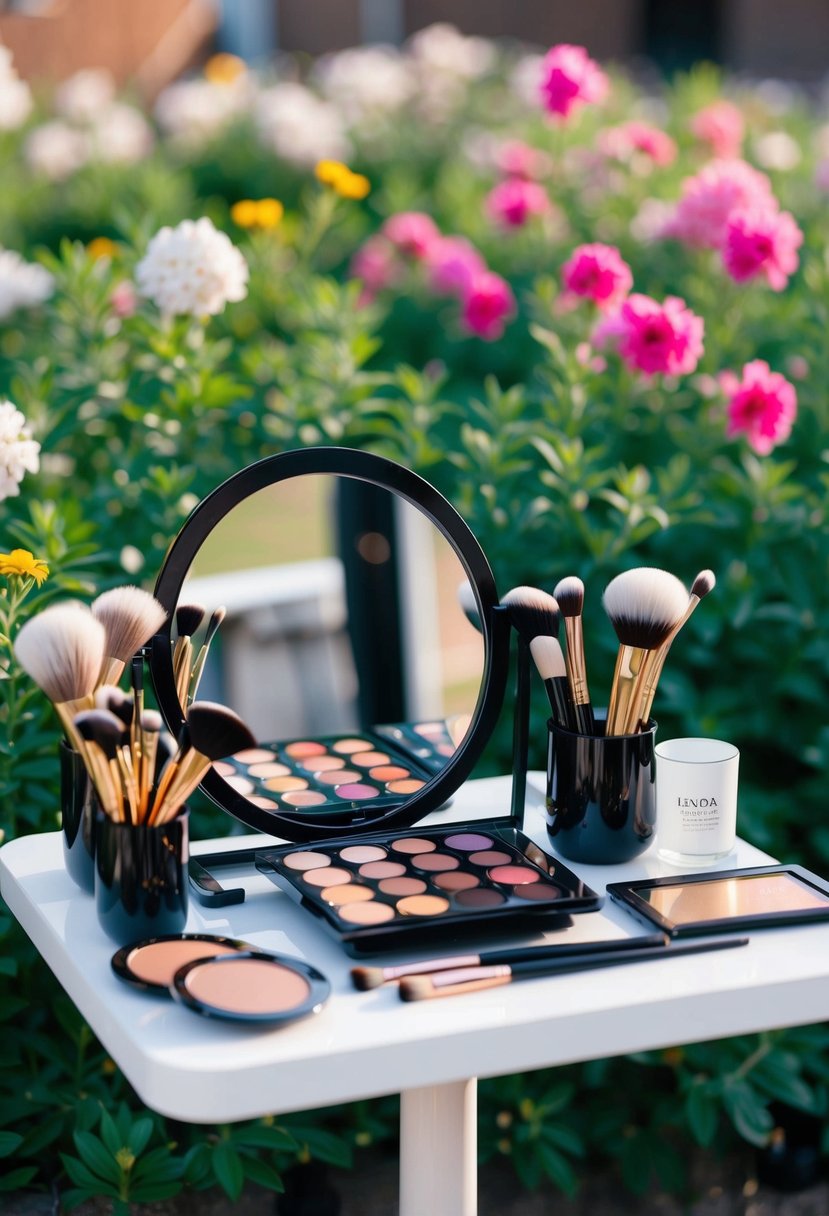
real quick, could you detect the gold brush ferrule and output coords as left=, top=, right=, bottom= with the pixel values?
left=563, top=617, right=591, bottom=705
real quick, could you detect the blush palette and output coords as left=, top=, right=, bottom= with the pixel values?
left=256, top=824, right=601, bottom=954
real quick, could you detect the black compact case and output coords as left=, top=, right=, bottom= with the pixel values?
left=150, top=447, right=602, bottom=955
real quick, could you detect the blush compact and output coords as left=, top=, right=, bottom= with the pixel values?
left=149, top=447, right=602, bottom=955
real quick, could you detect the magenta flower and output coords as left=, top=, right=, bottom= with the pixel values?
left=349, top=235, right=400, bottom=302
left=381, top=211, right=440, bottom=259
left=663, top=159, right=774, bottom=249
left=722, top=206, right=803, bottom=290
left=594, top=293, right=704, bottom=377
left=691, top=100, right=744, bottom=159
left=486, top=178, right=551, bottom=228
left=722, top=360, right=797, bottom=454
left=461, top=271, right=516, bottom=341
left=538, top=44, right=608, bottom=120
left=560, top=243, right=633, bottom=311
left=425, top=235, right=486, bottom=297
left=598, top=121, right=677, bottom=167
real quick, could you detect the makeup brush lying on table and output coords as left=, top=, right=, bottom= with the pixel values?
left=91, top=586, right=167, bottom=688
left=501, top=587, right=574, bottom=730
left=553, top=575, right=595, bottom=735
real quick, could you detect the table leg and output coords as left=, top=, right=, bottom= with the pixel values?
left=399, top=1077, right=477, bottom=1216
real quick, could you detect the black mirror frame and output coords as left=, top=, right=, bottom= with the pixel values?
left=151, top=447, right=510, bottom=843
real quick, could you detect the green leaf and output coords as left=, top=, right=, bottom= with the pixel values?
left=0, top=1132, right=22, bottom=1158
left=242, top=1155, right=285, bottom=1192
left=686, top=1084, right=719, bottom=1146
left=72, top=1132, right=122, bottom=1186
left=212, top=1141, right=244, bottom=1200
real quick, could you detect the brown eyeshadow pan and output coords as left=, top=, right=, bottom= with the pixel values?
left=379, top=876, right=427, bottom=896
left=455, top=887, right=506, bottom=908
left=516, top=882, right=562, bottom=901
left=434, top=871, right=480, bottom=892
left=411, top=853, right=460, bottom=873
left=359, top=861, right=406, bottom=879
left=391, top=837, right=436, bottom=855
left=469, top=849, right=512, bottom=866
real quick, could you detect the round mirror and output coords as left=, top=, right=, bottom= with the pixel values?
left=151, top=448, right=508, bottom=842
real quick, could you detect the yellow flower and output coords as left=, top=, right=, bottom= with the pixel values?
left=0, top=549, right=49, bottom=586
left=231, top=198, right=284, bottom=230
left=88, top=237, right=118, bottom=261
left=231, top=199, right=260, bottom=229
left=334, top=171, right=370, bottom=200
left=204, top=52, right=246, bottom=86
left=315, top=159, right=350, bottom=187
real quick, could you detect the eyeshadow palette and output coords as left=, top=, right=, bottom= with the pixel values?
left=256, top=823, right=602, bottom=954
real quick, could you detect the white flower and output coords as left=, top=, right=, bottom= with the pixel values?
left=509, top=54, right=544, bottom=108
left=256, top=82, right=349, bottom=166
left=752, top=130, right=802, bottom=171
left=0, top=399, right=40, bottom=502
left=0, top=44, right=32, bottom=131
left=135, top=217, right=249, bottom=317
left=315, top=46, right=415, bottom=126
left=91, top=103, right=154, bottom=163
left=55, top=68, right=116, bottom=124
left=25, top=121, right=90, bottom=180
left=155, top=77, right=251, bottom=145
left=0, top=249, right=54, bottom=320
left=407, top=23, right=495, bottom=79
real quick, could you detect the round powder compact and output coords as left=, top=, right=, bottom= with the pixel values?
left=172, top=951, right=330, bottom=1025
left=111, top=934, right=248, bottom=994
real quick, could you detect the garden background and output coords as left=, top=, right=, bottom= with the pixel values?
left=1, top=5, right=829, bottom=1209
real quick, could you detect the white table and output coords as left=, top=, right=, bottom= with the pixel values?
left=3, top=774, right=829, bottom=1216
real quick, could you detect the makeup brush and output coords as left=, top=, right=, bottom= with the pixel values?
left=457, top=580, right=481, bottom=632
left=149, top=702, right=256, bottom=825
left=553, top=576, right=595, bottom=735
left=188, top=605, right=226, bottom=703
left=13, top=603, right=106, bottom=748
left=91, top=586, right=167, bottom=688
left=603, top=568, right=689, bottom=736
left=634, top=569, right=717, bottom=731
left=73, top=708, right=129, bottom=822
left=398, top=936, right=749, bottom=1001
left=137, top=709, right=163, bottom=818
left=173, top=604, right=205, bottom=708
left=501, top=587, right=574, bottom=729
left=351, top=932, right=669, bottom=990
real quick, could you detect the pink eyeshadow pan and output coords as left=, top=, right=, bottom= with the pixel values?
left=339, top=845, right=386, bottom=864
left=332, top=738, right=372, bottom=754
left=212, top=761, right=235, bottom=777
left=379, top=876, right=426, bottom=896
left=301, top=756, right=345, bottom=772
left=445, top=833, right=493, bottom=851
left=283, top=790, right=328, bottom=807
left=469, top=849, right=512, bottom=866
left=359, top=861, right=406, bottom=879
left=224, top=775, right=254, bottom=795
left=339, top=902, right=395, bottom=925
left=316, top=769, right=360, bottom=785
left=304, top=867, right=351, bottom=888
left=334, top=783, right=380, bottom=800
left=434, top=871, right=480, bottom=892
left=349, top=751, right=390, bottom=767
left=414, top=722, right=443, bottom=737
left=489, top=864, right=540, bottom=885
left=284, top=851, right=330, bottom=872
left=250, top=795, right=279, bottom=809
left=248, top=762, right=291, bottom=778
left=285, top=741, right=327, bottom=758
left=391, top=837, right=436, bottom=855
left=232, top=748, right=276, bottom=764
left=411, top=853, right=459, bottom=873
left=437, top=744, right=455, bottom=757
left=320, top=884, right=374, bottom=906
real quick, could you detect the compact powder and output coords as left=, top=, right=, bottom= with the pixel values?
left=212, top=761, right=236, bottom=777
left=391, top=837, right=436, bottom=855
left=489, top=864, right=540, bottom=885
left=388, top=779, right=425, bottom=794
left=283, top=790, right=328, bottom=807
left=333, top=738, right=372, bottom=754
left=455, top=887, right=506, bottom=908
left=264, top=776, right=308, bottom=793
left=320, top=884, right=374, bottom=905
left=469, top=850, right=512, bottom=866
left=338, top=902, right=396, bottom=925
left=316, top=769, right=360, bottom=785
left=233, top=748, right=276, bottom=764
left=516, top=882, right=561, bottom=901
left=350, top=751, right=390, bottom=767
left=182, top=957, right=310, bottom=1015
left=121, top=937, right=241, bottom=988
left=444, top=833, right=493, bottom=851
left=369, top=765, right=410, bottom=781
left=397, top=894, right=449, bottom=917
left=379, top=876, right=427, bottom=896
left=434, top=871, right=480, bottom=892
left=224, top=775, right=254, bottom=795
left=335, top=783, right=380, bottom=800
left=411, top=853, right=460, bottom=873
left=285, top=741, right=328, bottom=758
left=248, top=762, right=291, bottom=779
left=302, top=756, right=346, bottom=772
left=359, top=861, right=405, bottom=879
left=340, top=845, right=386, bottom=864
left=304, top=867, right=351, bottom=888
left=284, top=851, right=330, bottom=871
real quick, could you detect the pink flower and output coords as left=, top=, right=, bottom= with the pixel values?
left=722, top=206, right=803, bottom=290
left=425, top=235, right=486, bottom=297
left=349, top=235, right=400, bottom=301
left=815, top=158, right=829, bottom=194
left=381, top=211, right=440, bottom=259
left=538, top=44, right=608, bottom=120
left=560, top=243, right=633, bottom=310
left=495, top=139, right=551, bottom=179
left=594, top=293, right=704, bottom=377
left=663, top=159, right=775, bottom=249
left=722, top=359, right=797, bottom=454
left=110, top=280, right=136, bottom=318
left=691, top=101, right=744, bottom=159
left=598, top=121, right=677, bottom=167
left=461, top=271, right=516, bottom=341
left=486, top=178, right=550, bottom=228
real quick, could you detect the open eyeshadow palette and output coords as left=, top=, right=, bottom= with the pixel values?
left=214, top=721, right=460, bottom=817
left=256, top=823, right=602, bottom=955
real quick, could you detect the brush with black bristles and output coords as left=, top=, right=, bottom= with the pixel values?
left=173, top=603, right=205, bottom=708
left=632, top=569, right=716, bottom=731
left=501, top=587, right=574, bottom=729
left=148, top=701, right=256, bottom=826
left=73, top=708, right=130, bottom=822
left=603, top=568, right=689, bottom=736
left=93, top=687, right=139, bottom=814
left=553, top=576, right=595, bottom=735
left=137, top=709, right=163, bottom=819
left=13, top=603, right=106, bottom=749
left=188, top=605, right=227, bottom=703
left=91, top=586, right=167, bottom=688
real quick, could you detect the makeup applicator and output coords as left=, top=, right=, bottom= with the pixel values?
left=501, top=587, right=574, bottom=729
left=603, top=568, right=689, bottom=736
left=13, top=603, right=106, bottom=748
left=148, top=702, right=257, bottom=825
left=553, top=576, right=595, bottom=735
left=188, top=605, right=226, bottom=702
left=73, top=708, right=131, bottom=822
left=172, top=604, right=205, bottom=708
left=91, top=586, right=167, bottom=688
left=633, top=569, right=716, bottom=731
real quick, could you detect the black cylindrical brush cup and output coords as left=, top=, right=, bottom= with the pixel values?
left=60, top=740, right=98, bottom=893
left=95, top=810, right=189, bottom=945
left=545, top=717, right=657, bottom=864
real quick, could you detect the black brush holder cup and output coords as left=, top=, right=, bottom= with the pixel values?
left=60, top=740, right=97, bottom=893
left=95, top=810, right=189, bottom=944
left=545, top=718, right=657, bottom=864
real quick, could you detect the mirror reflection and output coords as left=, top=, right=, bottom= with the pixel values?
left=174, top=475, right=485, bottom=817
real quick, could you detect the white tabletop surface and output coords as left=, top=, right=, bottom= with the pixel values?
left=3, top=774, right=829, bottom=1124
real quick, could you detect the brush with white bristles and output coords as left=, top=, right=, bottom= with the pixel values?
left=553, top=576, right=595, bottom=735
left=501, top=587, right=574, bottom=728
left=13, top=603, right=106, bottom=748
left=91, top=586, right=167, bottom=688
left=632, top=569, right=716, bottom=731
left=603, top=568, right=689, bottom=736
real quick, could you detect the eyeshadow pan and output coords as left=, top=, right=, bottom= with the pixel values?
left=411, top=853, right=460, bottom=873
left=388, top=779, right=425, bottom=794
left=349, top=751, right=390, bottom=767
left=414, top=722, right=443, bottom=737
left=434, top=871, right=480, bottom=892
left=283, top=790, right=328, bottom=807
left=320, top=883, right=375, bottom=906
left=455, top=887, right=506, bottom=908
left=305, top=867, right=351, bottom=888
left=396, top=894, right=450, bottom=917
left=248, top=762, right=292, bottom=779
left=301, top=756, right=346, bottom=772
left=333, top=738, right=372, bottom=754
left=250, top=795, right=279, bottom=809
left=182, top=957, right=310, bottom=1014
left=339, top=902, right=396, bottom=925
left=391, top=837, right=436, bottom=855
left=469, top=849, right=512, bottom=866
left=212, top=761, right=235, bottom=777
left=369, top=765, right=410, bottom=781
left=340, top=845, right=387, bottom=863
left=233, top=748, right=276, bottom=764
left=264, top=776, right=308, bottom=793
left=489, top=864, right=540, bottom=885
left=515, top=882, right=561, bottom=901
left=123, top=937, right=240, bottom=987
left=379, top=876, right=427, bottom=896
left=437, top=744, right=455, bottom=757
left=359, top=861, right=406, bottom=879
left=285, top=741, right=327, bottom=758
left=284, top=851, right=330, bottom=872
left=316, top=769, right=360, bottom=785
left=444, top=833, right=493, bottom=851
left=224, top=774, right=254, bottom=795
left=335, top=783, right=380, bottom=801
